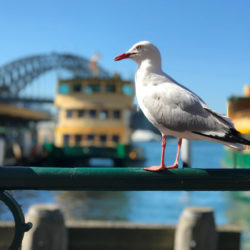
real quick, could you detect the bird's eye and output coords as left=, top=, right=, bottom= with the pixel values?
left=136, top=45, right=142, bottom=50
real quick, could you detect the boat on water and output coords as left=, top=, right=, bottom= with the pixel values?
left=222, top=85, right=250, bottom=168
left=131, top=129, right=161, bottom=142
left=38, top=74, right=145, bottom=167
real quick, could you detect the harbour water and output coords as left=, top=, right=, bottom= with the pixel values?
left=1, top=139, right=250, bottom=249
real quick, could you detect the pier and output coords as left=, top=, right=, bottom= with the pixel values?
left=0, top=217, right=240, bottom=250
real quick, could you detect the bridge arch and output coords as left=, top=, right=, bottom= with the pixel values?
left=0, top=53, right=110, bottom=97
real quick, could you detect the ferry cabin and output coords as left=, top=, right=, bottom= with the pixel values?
left=54, top=75, right=134, bottom=148
left=227, top=85, right=250, bottom=151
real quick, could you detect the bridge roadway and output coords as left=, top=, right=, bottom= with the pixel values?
left=0, top=96, right=53, bottom=104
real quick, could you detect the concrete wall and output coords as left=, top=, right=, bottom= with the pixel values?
left=0, top=221, right=241, bottom=250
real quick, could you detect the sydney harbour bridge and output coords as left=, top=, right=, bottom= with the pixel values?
left=0, top=53, right=110, bottom=107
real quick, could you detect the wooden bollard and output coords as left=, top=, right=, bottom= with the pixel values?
left=174, top=207, right=217, bottom=250
left=22, top=204, right=67, bottom=250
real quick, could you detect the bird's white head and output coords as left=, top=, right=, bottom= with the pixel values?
left=114, top=41, right=162, bottom=67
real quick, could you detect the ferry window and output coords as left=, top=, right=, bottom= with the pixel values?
left=77, top=110, right=85, bottom=117
left=75, top=135, right=82, bottom=146
left=86, top=83, right=100, bottom=94
left=59, top=84, right=69, bottom=94
left=87, top=134, right=94, bottom=141
left=89, top=109, right=97, bottom=118
left=63, top=135, right=70, bottom=146
left=99, top=110, right=108, bottom=119
left=66, top=109, right=74, bottom=118
left=100, top=135, right=107, bottom=143
left=122, top=84, right=132, bottom=96
left=112, top=135, right=119, bottom=143
left=114, top=110, right=121, bottom=119
left=73, top=83, right=82, bottom=92
left=106, top=84, right=116, bottom=93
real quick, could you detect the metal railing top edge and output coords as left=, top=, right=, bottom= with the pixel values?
left=0, top=166, right=250, bottom=191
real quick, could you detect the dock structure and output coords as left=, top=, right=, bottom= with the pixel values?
left=0, top=102, right=50, bottom=121
left=0, top=102, right=50, bottom=165
left=0, top=217, right=240, bottom=250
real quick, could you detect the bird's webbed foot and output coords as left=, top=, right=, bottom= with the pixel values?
left=144, top=163, right=178, bottom=172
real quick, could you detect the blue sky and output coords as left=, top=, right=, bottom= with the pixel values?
left=0, top=0, right=250, bottom=113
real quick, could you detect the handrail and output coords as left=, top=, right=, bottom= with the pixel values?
left=1, top=166, right=250, bottom=191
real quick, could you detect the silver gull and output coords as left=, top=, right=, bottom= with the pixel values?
left=114, top=41, right=250, bottom=171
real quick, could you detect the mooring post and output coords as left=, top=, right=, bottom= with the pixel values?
left=181, top=139, right=191, bottom=168
left=174, top=207, right=217, bottom=250
left=22, top=204, right=68, bottom=250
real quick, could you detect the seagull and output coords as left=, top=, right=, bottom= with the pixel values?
left=114, top=41, right=250, bottom=171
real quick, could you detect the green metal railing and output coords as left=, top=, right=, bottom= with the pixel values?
left=1, top=166, right=250, bottom=249
left=1, top=166, right=250, bottom=191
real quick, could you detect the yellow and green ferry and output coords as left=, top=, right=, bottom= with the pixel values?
left=40, top=74, right=145, bottom=167
left=222, top=85, right=250, bottom=168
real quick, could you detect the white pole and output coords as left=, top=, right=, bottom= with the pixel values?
left=181, top=139, right=191, bottom=168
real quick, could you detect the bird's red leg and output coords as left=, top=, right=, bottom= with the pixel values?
left=144, top=135, right=167, bottom=171
left=166, top=138, right=182, bottom=169
left=144, top=137, right=183, bottom=172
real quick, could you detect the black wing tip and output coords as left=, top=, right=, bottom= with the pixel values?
left=229, top=128, right=250, bottom=145
left=192, top=128, right=250, bottom=145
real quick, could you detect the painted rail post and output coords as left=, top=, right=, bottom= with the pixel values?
left=22, top=204, right=67, bottom=250
left=174, top=207, right=217, bottom=250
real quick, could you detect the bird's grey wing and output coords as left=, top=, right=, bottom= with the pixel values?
left=164, top=72, right=208, bottom=106
left=163, top=72, right=234, bottom=128
left=202, top=106, right=235, bottom=128
left=143, top=85, right=230, bottom=136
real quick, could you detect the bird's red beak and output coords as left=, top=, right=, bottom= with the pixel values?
left=114, top=52, right=133, bottom=61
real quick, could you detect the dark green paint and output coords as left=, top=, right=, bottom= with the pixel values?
left=228, top=96, right=250, bottom=102
left=41, top=143, right=145, bottom=167
left=0, top=191, right=32, bottom=250
left=1, top=166, right=250, bottom=191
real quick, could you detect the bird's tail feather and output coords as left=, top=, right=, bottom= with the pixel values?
left=218, top=128, right=250, bottom=151
left=192, top=128, right=250, bottom=151
left=228, top=128, right=250, bottom=145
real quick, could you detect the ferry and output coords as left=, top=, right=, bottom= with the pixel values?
left=222, top=85, right=250, bottom=168
left=39, top=74, right=145, bottom=167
